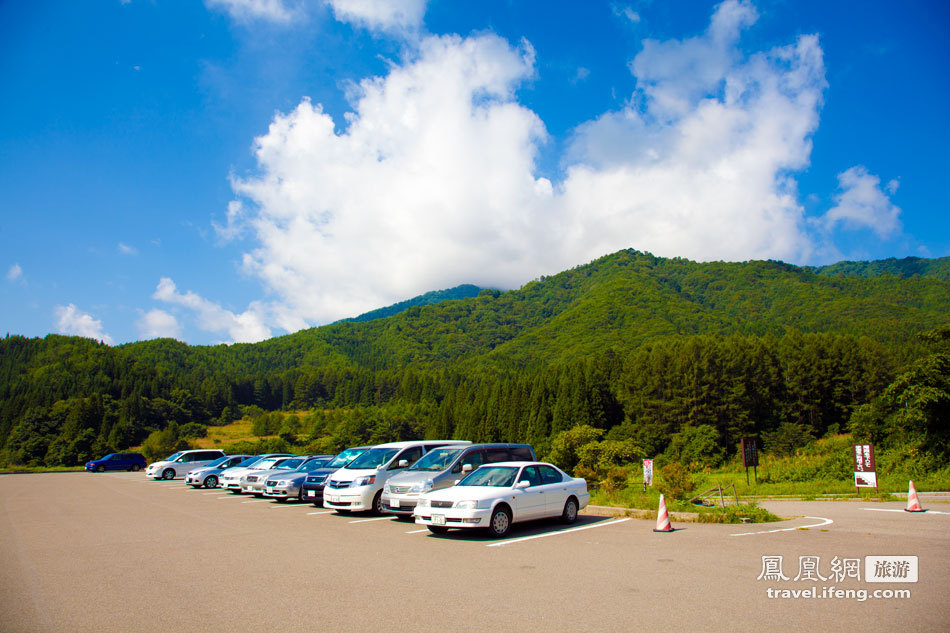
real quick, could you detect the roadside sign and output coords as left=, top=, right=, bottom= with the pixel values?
left=853, top=444, right=877, bottom=492
left=642, top=459, right=653, bottom=486
left=741, top=438, right=758, bottom=484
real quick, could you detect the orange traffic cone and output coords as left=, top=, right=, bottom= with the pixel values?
left=905, top=480, right=925, bottom=512
left=653, top=493, right=674, bottom=532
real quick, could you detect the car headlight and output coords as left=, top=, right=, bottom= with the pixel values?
left=455, top=500, right=479, bottom=510
left=411, top=480, right=433, bottom=493
left=416, top=498, right=430, bottom=508
left=353, top=476, right=376, bottom=487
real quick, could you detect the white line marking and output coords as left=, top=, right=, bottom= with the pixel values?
left=241, top=499, right=270, bottom=504
left=406, top=529, right=429, bottom=534
left=486, top=518, right=631, bottom=547
left=269, top=503, right=302, bottom=508
left=861, top=508, right=950, bottom=515
left=307, top=511, right=334, bottom=515
left=731, top=516, right=833, bottom=536
left=349, top=516, right=393, bottom=524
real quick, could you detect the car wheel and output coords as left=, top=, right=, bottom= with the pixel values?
left=161, top=468, right=175, bottom=480
left=131, top=464, right=142, bottom=472
left=95, top=465, right=105, bottom=473
left=487, top=505, right=512, bottom=538
left=561, top=497, right=579, bottom=524
left=204, top=475, right=218, bottom=489
left=372, top=491, right=384, bottom=515
left=427, top=526, right=449, bottom=534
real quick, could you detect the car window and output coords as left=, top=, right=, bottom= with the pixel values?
left=518, top=466, right=542, bottom=487
left=538, top=465, right=564, bottom=485
left=458, top=466, right=518, bottom=487
left=392, top=446, right=423, bottom=469
left=459, top=449, right=484, bottom=470
left=485, top=449, right=510, bottom=464
left=510, top=446, right=534, bottom=460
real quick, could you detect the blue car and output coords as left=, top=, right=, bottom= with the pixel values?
left=85, top=452, right=147, bottom=473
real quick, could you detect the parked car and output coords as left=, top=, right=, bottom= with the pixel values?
left=382, top=443, right=535, bottom=517
left=324, top=440, right=470, bottom=514
left=85, top=452, right=147, bottom=473
left=413, top=461, right=590, bottom=537
left=220, top=454, right=294, bottom=493
left=299, top=446, right=372, bottom=506
left=262, top=455, right=336, bottom=501
left=145, top=449, right=226, bottom=480
left=241, top=455, right=329, bottom=496
left=184, top=454, right=255, bottom=488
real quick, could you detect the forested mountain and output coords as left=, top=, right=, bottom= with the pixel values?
left=335, top=284, right=483, bottom=323
left=811, top=256, right=950, bottom=281
left=2, top=250, right=948, bottom=469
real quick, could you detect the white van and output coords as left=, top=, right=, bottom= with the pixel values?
left=323, top=440, right=470, bottom=513
left=145, top=449, right=226, bottom=480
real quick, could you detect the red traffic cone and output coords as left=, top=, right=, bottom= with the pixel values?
left=654, top=493, right=674, bottom=532
left=905, top=480, right=925, bottom=512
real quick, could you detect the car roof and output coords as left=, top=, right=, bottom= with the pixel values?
left=370, top=440, right=471, bottom=449
left=477, top=461, right=552, bottom=468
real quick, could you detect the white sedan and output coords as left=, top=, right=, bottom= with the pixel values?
left=413, top=461, right=589, bottom=537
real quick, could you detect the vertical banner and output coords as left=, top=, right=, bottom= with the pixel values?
left=642, top=459, right=653, bottom=486
left=853, top=443, right=877, bottom=489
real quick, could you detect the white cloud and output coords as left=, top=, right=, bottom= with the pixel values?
left=819, top=166, right=902, bottom=238
left=612, top=4, right=641, bottom=25
left=54, top=304, right=115, bottom=345
left=205, top=0, right=298, bottom=23
left=118, top=242, right=138, bottom=255
left=153, top=277, right=272, bottom=343
left=136, top=309, right=183, bottom=340
left=211, top=0, right=882, bottom=336
left=325, top=0, right=427, bottom=32
left=6, top=263, right=22, bottom=281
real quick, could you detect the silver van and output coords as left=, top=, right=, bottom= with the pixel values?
left=380, top=443, right=535, bottom=516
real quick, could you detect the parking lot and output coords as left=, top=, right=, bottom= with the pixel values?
left=1, top=472, right=948, bottom=633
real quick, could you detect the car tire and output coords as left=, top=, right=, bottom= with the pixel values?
left=204, top=475, right=218, bottom=489
left=561, top=497, right=579, bottom=524
left=427, top=526, right=449, bottom=534
left=95, top=465, right=105, bottom=473
left=161, top=468, right=175, bottom=480
left=372, top=490, right=384, bottom=515
left=487, top=505, right=512, bottom=538
left=131, top=464, right=142, bottom=472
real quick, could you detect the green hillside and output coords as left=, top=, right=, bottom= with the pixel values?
left=1, top=250, right=948, bottom=471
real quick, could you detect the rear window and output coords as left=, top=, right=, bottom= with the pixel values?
left=510, top=446, right=535, bottom=461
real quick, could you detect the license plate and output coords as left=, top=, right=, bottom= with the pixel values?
left=307, top=490, right=315, bottom=497
left=265, top=488, right=274, bottom=494
left=327, top=495, right=339, bottom=503
left=391, top=498, right=400, bottom=508
left=431, top=514, right=445, bottom=525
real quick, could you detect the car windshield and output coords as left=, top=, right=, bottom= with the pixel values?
left=103, top=453, right=118, bottom=460
left=234, top=456, right=258, bottom=467
left=458, top=466, right=519, bottom=487
left=276, top=458, right=304, bottom=470
left=346, top=448, right=400, bottom=470
left=409, top=448, right=464, bottom=472
left=252, top=458, right=281, bottom=470
left=165, top=452, right=184, bottom=462
left=299, top=458, right=331, bottom=472
left=206, top=456, right=231, bottom=467
left=325, top=448, right=367, bottom=469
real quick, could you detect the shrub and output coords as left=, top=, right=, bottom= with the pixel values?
left=659, top=461, right=696, bottom=500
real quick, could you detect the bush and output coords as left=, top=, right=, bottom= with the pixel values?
left=659, top=461, right=696, bottom=500
left=179, top=422, right=208, bottom=439
left=665, top=425, right=724, bottom=468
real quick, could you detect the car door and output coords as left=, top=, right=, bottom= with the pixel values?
left=537, top=465, right=570, bottom=517
left=511, top=466, right=546, bottom=521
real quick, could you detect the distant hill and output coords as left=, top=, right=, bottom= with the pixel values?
left=811, top=256, right=950, bottom=281
left=335, top=284, right=483, bottom=323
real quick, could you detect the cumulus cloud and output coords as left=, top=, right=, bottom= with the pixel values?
left=6, top=263, right=22, bottom=282
left=819, top=166, right=902, bottom=238
left=137, top=308, right=183, bottom=340
left=325, top=0, right=427, bottom=32
left=214, top=0, right=833, bottom=333
left=55, top=304, right=115, bottom=345
left=153, top=277, right=272, bottom=343
left=205, top=0, right=298, bottom=23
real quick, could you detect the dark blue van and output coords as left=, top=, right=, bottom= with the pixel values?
left=85, top=452, right=147, bottom=472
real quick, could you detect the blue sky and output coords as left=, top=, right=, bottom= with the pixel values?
left=1, top=0, right=947, bottom=346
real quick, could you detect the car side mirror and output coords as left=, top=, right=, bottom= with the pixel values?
left=397, top=459, right=408, bottom=468
left=454, top=479, right=461, bottom=485
left=515, top=480, right=530, bottom=489
left=461, top=464, right=473, bottom=472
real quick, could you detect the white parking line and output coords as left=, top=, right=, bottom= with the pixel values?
left=861, top=508, right=950, bottom=515
left=349, top=516, right=394, bottom=524
left=486, top=518, right=631, bottom=547
left=730, top=516, right=833, bottom=536
left=406, top=529, right=428, bottom=534
left=241, top=499, right=271, bottom=504
left=269, top=503, right=302, bottom=508
left=307, top=511, right=334, bottom=515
